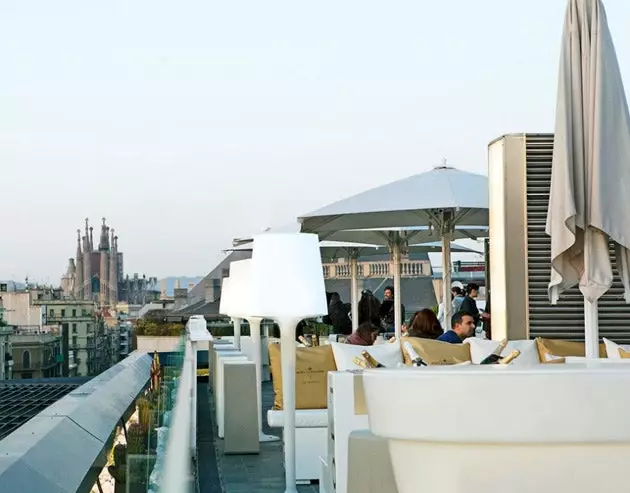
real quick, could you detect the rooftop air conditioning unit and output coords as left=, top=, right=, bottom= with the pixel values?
left=488, top=134, right=630, bottom=343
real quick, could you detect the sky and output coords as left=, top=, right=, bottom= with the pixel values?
left=2, top=0, right=630, bottom=283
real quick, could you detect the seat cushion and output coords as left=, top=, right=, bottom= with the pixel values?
left=268, top=343, right=337, bottom=410
left=331, top=341, right=403, bottom=370
left=536, top=337, right=607, bottom=362
left=603, top=337, right=630, bottom=359
left=465, top=338, right=540, bottom=366
left=267, top=409, right=328, bottom=428
left=402, top=337, right=471, bottom=365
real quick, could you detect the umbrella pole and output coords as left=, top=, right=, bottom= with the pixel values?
left=442, top=233, right=453, bottom=330
left=350, top=256, right=359, bottom=332
left=584, top=299, right=600, bottom=359
left=392, top=241, right=402, bottom=339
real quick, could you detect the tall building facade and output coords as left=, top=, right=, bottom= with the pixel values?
left=61, top=218, right=159, bottom=306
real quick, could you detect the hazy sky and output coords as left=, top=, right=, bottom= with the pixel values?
left=2, top=0, right=630, bottom=282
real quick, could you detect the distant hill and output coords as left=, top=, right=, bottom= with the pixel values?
left=157, top=277, right=204, bottom=296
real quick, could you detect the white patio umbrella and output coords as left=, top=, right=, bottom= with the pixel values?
left=299, top=165, right=489, bottom=334
left=228, top=238, right=482, bottom=330
left=547, top=0, right=630, bottom=358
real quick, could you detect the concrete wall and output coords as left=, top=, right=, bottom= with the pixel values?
left=136, top=336, right=182, bottom=352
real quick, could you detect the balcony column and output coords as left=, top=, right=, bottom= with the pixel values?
left=349, top=250, right=359, bottom=332
left=390, top=232, right=403, bottom=339
left=441, top=210, right=454, bottom=330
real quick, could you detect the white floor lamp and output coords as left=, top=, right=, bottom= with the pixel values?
left=248, top=233, right=328, bottom=493
left=218, top=277, right=242, bottom=350
left=229, top=258, right=280, bottom=443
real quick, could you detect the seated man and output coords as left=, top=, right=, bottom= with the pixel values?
left=437, top=311, right=476, bottom=344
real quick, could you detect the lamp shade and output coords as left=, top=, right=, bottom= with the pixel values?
left=218, top=277, right=233, bottom=316
left=249, top=233, right=328, bottom=319
left=228, top=259, right=254, bottom=318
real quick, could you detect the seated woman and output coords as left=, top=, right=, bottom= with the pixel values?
left=406, top=308, right=443, bottom=340
left=345, top=322, right=380, bottom=346
left=358, top=289, right=381, bottom=327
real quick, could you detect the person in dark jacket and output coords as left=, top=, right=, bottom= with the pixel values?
left=328, top=292, right=352, bottom=335
left=358, top=289, right=381, bottom=327
left=437, top=311, right=476, bottom=343
left=380, top=286, right=405, bottom=331
left=459, top=283, right=480, bottom=326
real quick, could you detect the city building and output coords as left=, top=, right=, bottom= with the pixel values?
left=0, top=327, right=11, bottom=381
left=10, top=331, right=62, bottom=379
left=61, top=218, right=160, bottom=306
left=35, top=299, right=111, bottom=377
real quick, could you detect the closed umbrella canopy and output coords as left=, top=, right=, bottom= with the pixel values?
left=547, top=0, right=630, bottom=358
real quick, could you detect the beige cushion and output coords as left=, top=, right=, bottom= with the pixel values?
left=268, top=343, right=337, bottom=410
left=535, top=337, right=607, bottom=362
left=401, top=337, right=471, bottom=365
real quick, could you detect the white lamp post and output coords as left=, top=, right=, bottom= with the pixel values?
left=229, top=258, right=280, bottom=443
left=249, top=233, right=328, bottom=493
left=218, top=276, right=242, bottom=350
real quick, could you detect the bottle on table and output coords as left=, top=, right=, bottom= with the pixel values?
left=479, top=339, right=509, bottom=365
left=498, top=350, right=521, bottom=365
left=361, top=350, right=386, bottom=368
left=403, top=341, right=428, bottom=367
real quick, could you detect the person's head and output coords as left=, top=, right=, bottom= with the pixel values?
left=329, top=292, right=341, bottom=305
left=466, top=283, right=480, bottom=299
left=452, top=286, right=463, bottom=297
left=383, top=286, right=394, bottom=300
left=356, top=322, right=380, bottom=345
left=358, top=290, right=381, bottom=326
left=407, top=309, right=443, bottom=340
left=451, top=311, right=476, bottom=338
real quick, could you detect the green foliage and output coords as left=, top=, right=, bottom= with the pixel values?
left=136, top=397, right=154, bottom=433
left=302, top=319, right=333, bottom=337
left=126, top=423, right=146, bottom=455
left=108, top=444, right=128, bottom=484
left=135, top=318, right=184, bottom=336
left=431, top=305, right=439, bottom=315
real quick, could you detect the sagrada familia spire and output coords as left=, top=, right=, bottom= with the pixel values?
left=62, top=217, right=119, bottom=306
left=61, top=217, right=159, bottom=305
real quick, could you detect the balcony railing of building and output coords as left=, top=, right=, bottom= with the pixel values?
left=12, top=359, right=60, bottom=371
left=322, top=259, right=432, bottom=279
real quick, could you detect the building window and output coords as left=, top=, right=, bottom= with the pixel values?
left=72, top=309, right=76, bottom=317
left=61, top=309, right=66, bottom=317
left=49, top=309, right=55, bottom=317
left=72, top=323, right=77, bottom=334
left=22, top=350, right=31, bottom=369
left=72, top=336, right=77, bottom=348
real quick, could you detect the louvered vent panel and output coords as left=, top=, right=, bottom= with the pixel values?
left=525, top=134, right=630, bottom=343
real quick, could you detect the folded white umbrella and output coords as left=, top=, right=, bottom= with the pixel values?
left=547, top=0, right=630, bottom=358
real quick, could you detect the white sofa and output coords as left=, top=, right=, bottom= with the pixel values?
left=325, top=371, right=370, bottom=493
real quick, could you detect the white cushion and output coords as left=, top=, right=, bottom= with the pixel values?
left=330, top=341, right=402, bottom=370
left=465, top=338, right=540, bottom=366
left=267, top=409, right=328, bottom=428
left=603, top=337, right=630, bottom=359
